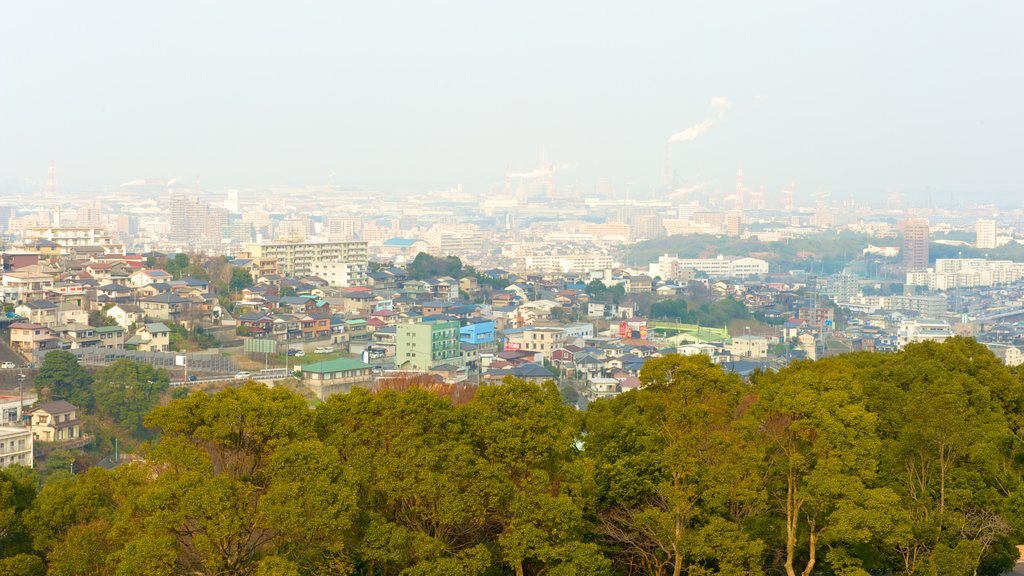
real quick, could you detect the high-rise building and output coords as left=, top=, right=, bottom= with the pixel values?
left=901, top=218, right=930, bottom=271
left=169, top=195, right=211, bottom=246
left=725, top=212, right=742, bottom=237
left=976, top=219, right=997, bottom=249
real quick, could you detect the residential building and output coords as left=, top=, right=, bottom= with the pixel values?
left=95, top=325, right=126, bottom=348
left=140, top=292, right=192, bottom=320
left=245, top=240, right=368, bottom=277
left=396, top=320, right=462, bottom=371
left=652, top=254, right=768, bottom=279
left=727, top=334, right=770, bottom=359
left=459, top=318, right=496, bottom=345
left=976, top=219, right=997, bottom=249
left=126, top=323, right=171, bottom=352
left=0, top=393, right=36, bottom=426
left=901, top=218, right=930, bottom=271
left=0, top=426, right=33, bottom=469
left=28, top=400, right=81, bottom=442
left=300, top=357, right=374, bottom=400
left=308, top=260, right=368, bottom=288
left=106, top=304, right=146, bottom=329
left=897, top=319, right=954, bottom=349
left=8, top=323, right=61, bottom=355
left=520, top=327, right=567, bottom=356
left=905, top=258, right=1024, bottom=290
left=22, top=226, right=123, bottom=255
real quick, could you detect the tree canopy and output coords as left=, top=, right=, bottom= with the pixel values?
left=5, top=340, right=1024, bottom=575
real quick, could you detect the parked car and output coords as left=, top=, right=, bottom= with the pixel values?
left=293, top=350, right=305, bottom=357
left=314, top=346, right=333, bottom=354
left=187, top=374, right=198, bottom=382
left=0, top=361, right=16, bottom=369
left=234, top=371, right=252, bottom=380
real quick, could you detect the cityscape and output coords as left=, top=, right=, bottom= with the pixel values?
left=2, top=2, right=1024, bottom=575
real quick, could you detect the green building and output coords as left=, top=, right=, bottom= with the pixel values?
left=395, top=320, right=462, bottom=371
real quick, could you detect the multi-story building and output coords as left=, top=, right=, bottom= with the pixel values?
left=309, top=261, right=368, bottom=288
left=0, top=426, right=33, bottom=469
left=21, top=225, right=124, bottom=255
left=0, top=393, right=36, bottom=426
left=897, top=319, right=953, bottom=349
left=395, top=320, right=462, bottom=371
left=519, top=327, right=568, bottom=356
left=901, top=218, right=930, bottom=271
left=975, top=219, right=997, bottom=249
left=905, top=258, right=1024, bottom=290
left=522, top=253, right=614, bottom=274
left=459, top=318, right=496, bottom=346
left=727, top=334, right=770, bottom=359
left=169, top=195, right=211, bottom=246
left=246, top=240, right=368, bottom=278
left=652, top=254, right=768, bottom=279
left=888, top=295, right=948, bottom=317
left=725, top=212, right=742, bottom=237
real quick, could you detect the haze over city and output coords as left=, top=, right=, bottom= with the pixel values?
left=2, top=1, right=1022, bottom=203
left=7, top=3, right=1024, bottom=575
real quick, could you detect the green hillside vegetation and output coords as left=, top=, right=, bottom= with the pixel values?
left=3, top=338, right=1024, bottom=574
left=625, top=232, right=1024, bottom=273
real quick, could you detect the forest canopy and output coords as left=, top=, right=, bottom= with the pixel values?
left=2, top=338, right=1024, bottom=575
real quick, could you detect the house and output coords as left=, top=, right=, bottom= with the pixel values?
left=95, top=283, right=134, bottom=303
left=300, top=313, right=332, bottom=340
left=106, top=303, right=146, bottom=329
left=8, top=322, right=61, bottom=356
left=238, top=312, right=274, bottom=337
left=140, top=292, right=192, bottom=320
left=94, top=325, right=126, bottom=349
left=483, top=362, right=555, bottom=383
left=129, top=269, right=174, bottom=288
left=126, top=323, right=171, bottom=352
left=15, top=300, right=59, bottom=326
left=28, top=400, right=81, bottom=442
left=52, top=323, right=102, bottom=349
left=300, top=357, right=375, bottom=400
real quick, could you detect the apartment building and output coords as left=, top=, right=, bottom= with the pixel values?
left=22, top=226, right=124, bottom=255
left=246, top=240, right=368, bottom=278
left=897, top=319, right=954, bottom=349
left=653, top=254, right=769, bottom=279
left=0, top=426, right=33, bottom=469
left=395, top=320, right=462, bottom=371
left=906, top=258, right=1024, bottom=290
left=309, top=260, right=369, bottom=288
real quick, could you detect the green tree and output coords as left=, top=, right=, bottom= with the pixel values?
left=164, top=253, right=189, bottom=277
left=86, top=309, right=118, bottom=328
left=0, top=466, right=38, bottom=559
left=465, top=378, right=608, bottom=576
left=587, top=355, right=765, bottom=575
left=92, top=359, right=170, bottom=433
left=751, top=358, right=900, bottom=576
left=34, top=351, right=94, bottom=409
left=229, top=267, right=254, bottom=292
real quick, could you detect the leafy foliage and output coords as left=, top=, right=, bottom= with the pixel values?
left=6, top=341, right=1024, bottom=576
left=34, top=350, right=94, bottom=409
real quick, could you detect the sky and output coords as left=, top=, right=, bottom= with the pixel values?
left=1, top=1, right=1022, bottom=203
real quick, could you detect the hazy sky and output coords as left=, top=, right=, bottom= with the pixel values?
left=1, top=1, right=1022, bottom=203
